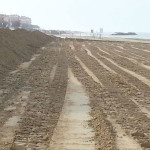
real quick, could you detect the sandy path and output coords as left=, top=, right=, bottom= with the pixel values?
left=49, top=69, right=95, bottom=150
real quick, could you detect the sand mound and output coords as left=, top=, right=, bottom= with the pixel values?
left=0, top=28, right=53, bottom=80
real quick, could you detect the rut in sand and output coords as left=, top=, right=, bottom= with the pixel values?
left=75, top=56, right=103, bottom=86
left=97, top=53, right=150, bottom=88
left=49, top=68, right=95, bottom=150
left=83, top=46, right=117, bottom=74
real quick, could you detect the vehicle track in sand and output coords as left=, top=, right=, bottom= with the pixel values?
left=1, top=37, right=150, bottom=150
left=49, top=68, right=95, bottom=150
left=72, top=40, right=150, bottom=149
left=94, top=42, right=150, bottom=63
left=82, top=45, right=117, bottom=74
left=131, top=46, right=150, bottom=53
left=102, top=43, right=150, bottom=63
left=82, top=45, right=150, bottom=120
left=0, top=48, right=44, bottom=150
left=73, top=45, right=143, bottom=150
left=12, top=42, right=68, bottom=150
left=97, top=53, right=150, bottom=87
left=85, top=42, right=150, bottom=87
left=89, top=43, right=150, bottom=71
left=75, top=56, right=103, bottom=86
left=115, top=44, right=150, bottom=60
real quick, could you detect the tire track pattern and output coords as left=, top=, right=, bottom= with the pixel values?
left=11, top=43, right=68, bottom=150
left=72, top=40, right=150, bottom=149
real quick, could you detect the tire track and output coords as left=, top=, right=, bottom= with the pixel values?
left=131, top=46, right=150, bottom=53
left=95, top=45, right=150, bottom=71
left=103, top=43, right=150, bottom=63
left=75, top=56, right=103, bottom=86
left=114, top=47, right=150, bottom=63
left=94, top=46, right=111, bottom=56
left=75, top=42, right=148, bottom=143
left=132, top=99, right=150, bottom=119
left=97, top=53, right=150, bottom=88
left=50, top=64, right=57, bottom=82
left=0, top=51, right=44, bottom=150
left=85, top=43, right=150, bottom=82
left=70, top=40, right=150, bottom=149
left=117, top=44, right=150, bottom=59
left=67, top=54, right=117, bottom=149
left=70, top=44, right=144, bottom=150
left=82, top=45, right=117, bottom=74
left=83, top=45, right=150, bottom=120
left=94, top=47, right=150, bottom=81
left=49, top=68, right=95, bottom=150
left=11, top=43, right=68, bottom=150
left=114, top=46, right=150, bottom=63
left=0, top=91, right=30, bottom=150
left=125, top=58, right=150, bottom=70
left=107, top=117, right=142, bottom=150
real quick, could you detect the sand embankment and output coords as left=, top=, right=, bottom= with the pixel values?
left=0, top=28, right=53, bottom=80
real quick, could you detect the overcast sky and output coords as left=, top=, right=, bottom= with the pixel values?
left=0, top=0, right=150, bottom=32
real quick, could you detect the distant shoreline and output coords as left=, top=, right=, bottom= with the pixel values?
left=58, top=34, right=150, bottom=43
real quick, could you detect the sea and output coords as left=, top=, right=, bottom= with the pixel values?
left=70, top=32, right=150, bottom=40
left=104, top=32, right=150, bottom=40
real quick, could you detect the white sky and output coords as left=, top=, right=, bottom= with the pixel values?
left=0, top=0, right=150, bottom=32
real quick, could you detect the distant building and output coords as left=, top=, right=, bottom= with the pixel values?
left=0, top=14, right=8, bottom=27
left=20, top=16, right=31, bottom=25
left=0, top=14, right=5, bottom=20
left=3, top=15, right=10, bottom=22
left=9, top=15, right=20, bottom=22
left=0, top=14, right=39, bottom=30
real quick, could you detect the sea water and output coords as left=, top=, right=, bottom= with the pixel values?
left=65, top=32, right=150, bottom=40
left=104, top=32, right=150, bottom=40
